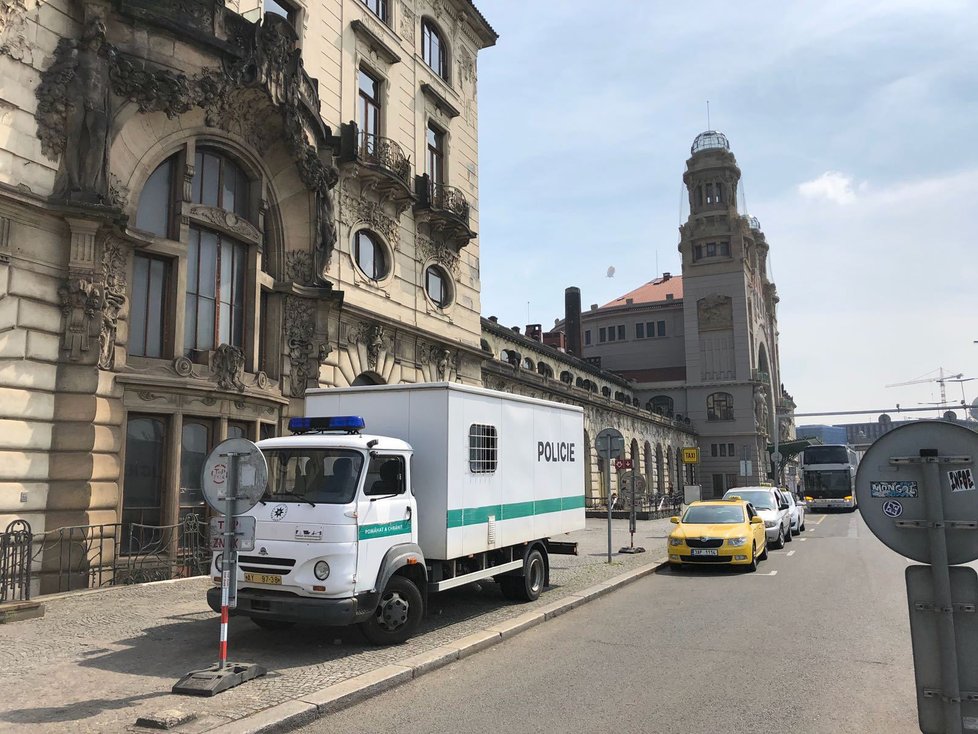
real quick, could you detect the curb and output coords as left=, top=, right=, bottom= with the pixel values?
left=206, top=556, right=669, bottom=734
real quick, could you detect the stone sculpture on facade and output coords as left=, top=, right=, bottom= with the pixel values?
left=285, top=296, right=315, bottom=398
left=754, top=384, right=770, bottom=437
left=59, top=278, right=100, bottom=361
left=213, top=343, right=246, bottom=391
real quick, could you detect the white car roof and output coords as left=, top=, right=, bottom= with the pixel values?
left=257, top=433, right=413, bottom=453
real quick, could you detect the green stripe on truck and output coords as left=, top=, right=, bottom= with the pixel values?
left=359, top=519, right=412, bottom=540
left=446, top=495, right=585, bottom=528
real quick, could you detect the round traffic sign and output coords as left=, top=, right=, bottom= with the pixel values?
left=855, top=421, right=978, bottom=564
left=595, top=428, right=625, bottom=460
left=201, top=438, right=269, bottom=515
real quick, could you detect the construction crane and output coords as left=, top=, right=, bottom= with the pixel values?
left=886, top=367, right=965, bottom=407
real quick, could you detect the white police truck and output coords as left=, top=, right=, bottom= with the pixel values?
left=208, top=383, right=586, bottom=644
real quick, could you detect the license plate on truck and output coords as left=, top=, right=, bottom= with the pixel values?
left=244, top=573, right=282, bottom=585
left=690, top=549, right=718, bottom=556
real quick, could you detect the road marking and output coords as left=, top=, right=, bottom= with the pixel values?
left=815, top=516, right=827, bottom=526
left=798, top=538, right=808, bottom=542
left=786, top=550, right=795, bottom=557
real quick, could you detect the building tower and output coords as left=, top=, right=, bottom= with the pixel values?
left=677, top=131, right=786, bottom=494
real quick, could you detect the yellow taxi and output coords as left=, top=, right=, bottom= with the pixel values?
left=667, top=498, right=768, bottom=571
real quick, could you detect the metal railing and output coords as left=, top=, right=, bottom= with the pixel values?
left=585, top=493, right=683, bottom=520
left=27, top=514, right=209, bottom=596
left=1, top=520, right=33, bottom=603
left=428, top=181, right=470, bottom=221
left=359, top=132, right=412, bottom=185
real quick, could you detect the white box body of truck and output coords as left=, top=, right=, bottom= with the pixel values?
left=305, top=382, right=586, bottom=561
left=209, top=383, right=585, bottom=643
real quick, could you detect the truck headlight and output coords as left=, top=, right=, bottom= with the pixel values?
left=764, top=520, right=777, bottom=528
left=214, top=553, right=224, bottom=572
left=314, top=561, right=331, bottom=580
left=669, top=537, right=684, bottom=546
left=728, top=537, right=748, bottom=547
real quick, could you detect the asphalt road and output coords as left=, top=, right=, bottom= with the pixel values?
left=293, top=512, right=921, bottom=734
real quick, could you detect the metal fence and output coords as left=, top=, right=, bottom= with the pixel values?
left=1, top=520, right=33, bottom=603
left=0, top=514, right=210, bottom=598
left=585, top=493, right=683, bottom=520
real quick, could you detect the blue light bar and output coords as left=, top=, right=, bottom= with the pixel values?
left=288, top=416, right=366, bottom=434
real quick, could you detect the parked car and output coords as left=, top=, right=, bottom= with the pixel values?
left=780, top=490, right=806, bottom=535
left=667, top=498, right=768, bottom=572
left=723, top=487, right=792, bottom=549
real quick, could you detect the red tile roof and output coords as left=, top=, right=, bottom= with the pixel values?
left=602, top=275, right=683, bottom=308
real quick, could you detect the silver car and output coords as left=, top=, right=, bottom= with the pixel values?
left=723, top=487, right=792, bottom=549
left=780, top=490, right=807, bottom=536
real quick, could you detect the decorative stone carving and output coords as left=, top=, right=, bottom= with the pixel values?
left=187, top=205, right=262, bottom=244
left=318, top=343, right=331, bottom=364
left=172, top=356, right=196, bottom=377
left=341, top=191, right=400, bottom=246
left=285, top=250, right=316, bottom=286
left=97, top=237, right=127, bottom=370
left=0, top=0, right=36, bottom=64
left=254, top=371, right=269, bottom=389
left=213, top=343, right=246, bottom=391
left=285, top=296, right=315, bottom=398
left=58, top=277, right=100, bottom=362
left=0, top=216, right=10, bottom=264
left=697, top=294, right=733, bottom=332
left=35, top=18, right=112, bottom=201
left=36, top=13, right=339, bottom=272
left=399, top=3, right=415, bottom=42
left=349, top=322, right=389, bottom=372
left=457, top=46, right=474, bottom=85
left=418, top=341, right=457, bottom=381
left=416, top=235, right=460, bottom=276
left=754, top=384, right=769, bottom=436
left=107, top=173, right=130, bottom=210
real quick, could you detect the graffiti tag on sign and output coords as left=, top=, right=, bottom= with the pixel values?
left=210, top=463, right=227, bottom=486
left=949, top=468, right=976, bottom=493
left=882, top=500, right=904, bottom=518
left=870, top=481, right=918, bottom=498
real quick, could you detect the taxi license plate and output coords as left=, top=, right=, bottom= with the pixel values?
left=244, top=572, right=282, bottom=585
left=690, top=549, right=718, bottom=556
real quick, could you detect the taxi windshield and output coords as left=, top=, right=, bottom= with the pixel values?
left=264, top=449, right=364, bottom=504
left=682, top=505, right=745, bottom=524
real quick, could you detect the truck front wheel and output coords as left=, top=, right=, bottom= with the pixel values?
left=359, top=575, right=423, bottom=645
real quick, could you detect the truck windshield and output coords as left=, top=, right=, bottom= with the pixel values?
left=263, top=449, right=364, bottom=504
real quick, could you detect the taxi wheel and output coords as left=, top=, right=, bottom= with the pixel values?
left=758, top=542, right=769, bottom=561
left=744, top=544, right=757, bottom=573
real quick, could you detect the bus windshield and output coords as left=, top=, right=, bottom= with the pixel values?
left=802, top=446, right=850, bottom=465
left=805, top=469, right=852, bottom=497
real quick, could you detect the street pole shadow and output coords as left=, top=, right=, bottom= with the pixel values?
left=0, top=691, right=168, bottom=725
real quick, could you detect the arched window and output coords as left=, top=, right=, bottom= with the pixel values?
left=537, top=362, right=554, bottom=379
left=707, top=392, right=734, bottom=421
left=650, top=395, right=674, bottom=417
left=522, top=357, right=535, bottom=371
left=185, top=150, right=252, bottom=354
left=136, top=155, right=175, bottom=237
left=601, top=386, right=611, bottom=398
left=421, top=19, right=448, bottom=80
left=354, top=230, right=389, bottom=280
left=560, top=370, right=574, bottom=384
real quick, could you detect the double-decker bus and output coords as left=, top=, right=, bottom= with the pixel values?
left=800, top=444, right=860, bottom=512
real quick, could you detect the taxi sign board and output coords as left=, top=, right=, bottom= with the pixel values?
left=855, top=421, right=978, bottom=565
left=681, top=447, right=699, bottom=464
left=209, top=516, right=256, bottom=551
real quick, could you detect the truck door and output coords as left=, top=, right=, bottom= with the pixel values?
left=355, top=454, right=414, bottom=594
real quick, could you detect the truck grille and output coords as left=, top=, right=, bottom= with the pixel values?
left=237, top=555, right=296, bottom=574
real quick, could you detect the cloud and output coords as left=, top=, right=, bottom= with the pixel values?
left=797, top=171, right=859, bottom=204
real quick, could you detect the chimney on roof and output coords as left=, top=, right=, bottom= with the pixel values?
left=564, top=286, right=582, bottom=357
left=662, top=272, right=671, bottom=280
left=590, top=304, right=598, bottom=311
left=488, top=316, right=498, bottom=323
left=526, top=324, right=542, bottom=341
left=511, top=326, right=521, bottom=334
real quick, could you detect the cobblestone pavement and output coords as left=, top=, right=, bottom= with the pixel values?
left=0, top=518, right=672, bottom=733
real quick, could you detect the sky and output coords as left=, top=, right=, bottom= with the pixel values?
left=473, top=0, right=978, bottom=425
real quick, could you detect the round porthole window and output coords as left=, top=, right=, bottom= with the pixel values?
left=354, top=230, right=389, bottom=281
left=424, top=264, right=452, bottom=308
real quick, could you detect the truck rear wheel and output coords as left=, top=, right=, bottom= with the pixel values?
left=359, top=575, right=423, bottom=645
left=508, top=549, right=546, bottom=602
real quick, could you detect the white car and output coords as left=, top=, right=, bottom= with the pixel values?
left=723, top=487, right=792, bottom=549
left=780, top=490, right=806, bottom=536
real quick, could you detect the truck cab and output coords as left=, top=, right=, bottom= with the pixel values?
left=208, top=416, right=428, bottom=644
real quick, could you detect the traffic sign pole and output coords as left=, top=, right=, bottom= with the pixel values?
left=218, top=451, right=243, bottom=671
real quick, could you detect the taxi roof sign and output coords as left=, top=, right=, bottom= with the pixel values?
left=681, top=447, right=700, bottom=463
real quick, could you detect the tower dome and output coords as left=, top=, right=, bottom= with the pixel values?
left=691, top=130, right=730, bottom=155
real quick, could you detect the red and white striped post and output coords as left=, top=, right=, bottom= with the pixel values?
left=217, top=451, right=240, bottom=670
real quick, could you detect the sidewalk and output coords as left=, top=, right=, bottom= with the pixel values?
left=0, top=518, right=673, bottom=734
